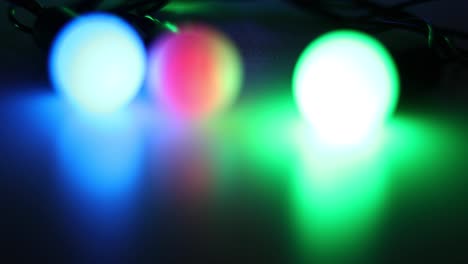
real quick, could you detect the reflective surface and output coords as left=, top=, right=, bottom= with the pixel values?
left=2, top=3, right=468, bottom=261
left=2, top=87, right=468, bottom=263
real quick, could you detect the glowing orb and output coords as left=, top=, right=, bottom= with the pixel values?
left=293, top=30, right=399, bottom=146
left=148, top=24, right=243, bottom=121
left=49, top=13, right=146, bottom=114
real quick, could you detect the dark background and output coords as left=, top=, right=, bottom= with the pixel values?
left=1, top=1, right=468, bottom=263
left=2, top=0, right=468, bottom=106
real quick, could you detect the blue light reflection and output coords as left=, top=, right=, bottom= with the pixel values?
left=0, top=91, right=148, bottom=258
left=56, top=103, right=147, bottom=254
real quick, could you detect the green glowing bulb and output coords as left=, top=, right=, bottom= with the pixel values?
left=293, top=30, right=399, bottom=146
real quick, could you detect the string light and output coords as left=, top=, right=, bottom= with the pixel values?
left=147, top=24, right=243, bottom=121
left=7, top=0, right=174, bottom=114
left=293, top=30, right=399, bottom=146
left=49, top=13, right=147, bottom=114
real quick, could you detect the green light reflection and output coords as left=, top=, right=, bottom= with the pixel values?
left=214, top=91, right=468, bottom=263
left=214, top=92, right=300, bottom=171
left=292, top=124, right=388, bottom=263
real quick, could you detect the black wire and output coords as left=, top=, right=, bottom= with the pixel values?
left=8, top=6, right=33, bottom=33
left=288, top=0, right=468, bottom=61
left=4, top=0, right=42, bottom=15
left=74, top=0, right=104, bottom=12
left=390, top=0, right=440, bottom=10
left=7, top=0, right=171, bottom=34
left=5, top=0, right=43, bottom=34
left=109, top=0, right=169, bottom=14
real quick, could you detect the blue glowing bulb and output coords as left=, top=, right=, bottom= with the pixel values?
left=49, top=13, right=146, bottom=114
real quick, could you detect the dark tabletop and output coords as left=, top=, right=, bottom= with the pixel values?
left=2, top=1, right=468, bottom=263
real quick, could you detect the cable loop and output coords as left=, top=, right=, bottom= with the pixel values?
left=8, top=6, right=33, bottom=34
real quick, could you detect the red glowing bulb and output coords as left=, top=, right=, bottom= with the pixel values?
left=147, top=24, right=243, bottom=121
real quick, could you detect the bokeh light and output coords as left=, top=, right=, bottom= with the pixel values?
left=293, top=128, right=388, bottom=263
left=293, top=30, right=399, bottom=146
left=56, top=109, right=145, bottom=258
left=148, top=24, right=243, bottom=121
left=49, top=13, right=146, bottom=114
